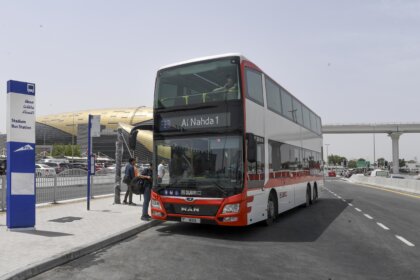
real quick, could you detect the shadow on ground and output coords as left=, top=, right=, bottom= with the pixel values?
left=156, top=198, right=351, bottom=243
left=13, top=229, right=73, bottom=237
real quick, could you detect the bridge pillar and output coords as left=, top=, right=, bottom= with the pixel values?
left=388, top=132, right=402, bottom=174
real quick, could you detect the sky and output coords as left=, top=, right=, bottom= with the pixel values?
left=1, top=0, right=419, bottom=162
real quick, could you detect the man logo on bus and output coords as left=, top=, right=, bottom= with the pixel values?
left=181, top=206, right=199, bottom=213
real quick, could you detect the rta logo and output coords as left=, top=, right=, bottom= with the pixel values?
left=14, top=144, right=34, bottom=152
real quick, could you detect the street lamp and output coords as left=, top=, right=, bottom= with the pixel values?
left=325, top=144, right=330, bottom=167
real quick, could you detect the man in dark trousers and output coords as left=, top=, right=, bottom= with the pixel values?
left=123, top=158, right=136, bottom=205
left=139, top=162, right=153, bottom=221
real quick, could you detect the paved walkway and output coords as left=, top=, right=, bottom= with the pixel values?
left=0, top=193, right=155, bottom=279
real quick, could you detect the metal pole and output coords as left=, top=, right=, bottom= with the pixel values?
left=373, top=125, right=376, bottom=168
left=91, top=175, right=94, bottom=199
left=53, top=174, right=57, bottom=204
left=114, top=128, right=123, bottom=204
left=325, top=144, right=330, bottom=166
left=87, top=115, right=92, bottom=210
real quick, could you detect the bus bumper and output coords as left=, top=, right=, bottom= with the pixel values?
left=150, top=191, right=249, bottom=226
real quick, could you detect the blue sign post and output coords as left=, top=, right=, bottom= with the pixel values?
left=6, top=80, right=36, bottom=229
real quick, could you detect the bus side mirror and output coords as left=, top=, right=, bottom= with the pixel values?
left=246, top=133, right=257, bottom=163
left=129, top=130, right=139, bottom=151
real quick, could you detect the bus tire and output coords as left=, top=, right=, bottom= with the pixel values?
left=264, top=191, right=278, bottom=226
left=305, top=185, right=311, bottom=207
left=313, top=183, right=318, bottom=202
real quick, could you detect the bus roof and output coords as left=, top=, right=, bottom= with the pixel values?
left=158, top=53, right=248, bottom=71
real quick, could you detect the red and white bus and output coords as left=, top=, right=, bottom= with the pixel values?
left=150, top=53, right=323, bottom=226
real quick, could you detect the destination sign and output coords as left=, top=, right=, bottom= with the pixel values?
left=159, top=112, right=231, bottom=132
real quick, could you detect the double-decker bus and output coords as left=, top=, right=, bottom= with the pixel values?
left=149, top=53, right=323, bottom=226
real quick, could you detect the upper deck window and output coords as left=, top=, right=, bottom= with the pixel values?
left=155, top=58, right=240, bottom=109
left=292, top=98, right=303, bottom=125
left=265, top=77, right=281, bottom=114
left=245, top=68, right=264, bottom=106
left=281, top=89, right=293, bottom=120
left=302, top=105, right=311, bottom=129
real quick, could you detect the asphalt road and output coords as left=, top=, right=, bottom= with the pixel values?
left=32, top=178, right=420, bottom=280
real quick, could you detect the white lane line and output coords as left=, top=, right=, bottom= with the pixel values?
left=348, top=203, right=353, bottom=207
left=337, top=196, right=342, bottom=199
left=377, top=223, right=390, bottom=230
left=355, top=208, right=362, bottom=212
left=395, top=235, right=415, bottom=247
left=364, top=214, right=373, bottom=220
left=342, top=199, right=346, bottom=202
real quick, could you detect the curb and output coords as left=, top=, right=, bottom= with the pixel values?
left=1, top=220, right=163, bottom=280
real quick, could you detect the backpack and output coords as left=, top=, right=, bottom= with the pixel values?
left=130, top=177, right=145, bottom=195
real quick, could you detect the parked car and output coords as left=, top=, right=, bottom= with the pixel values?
left=35, top=164, right=56, bottom=177
left=328, top=170, right=336, bottom=177
left=43, top=162, right=71, bottom=174
left=370, top=169, right=389, bottom=178
left=70, top=163, right=88, bottom=171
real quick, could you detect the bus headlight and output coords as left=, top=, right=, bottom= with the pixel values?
left=222, top=203, right=240, bottom=214
left=151, top=199, right=162, bottom=210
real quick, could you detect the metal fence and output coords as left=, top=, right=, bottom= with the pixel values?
left=0, top=170, right=126, bottom=211
left=1, top=175, right=5, bottom=211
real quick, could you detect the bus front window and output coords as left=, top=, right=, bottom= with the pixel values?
left=155, top=58, right=241, bottom=109
left=155, top=136, right=243, bottom=197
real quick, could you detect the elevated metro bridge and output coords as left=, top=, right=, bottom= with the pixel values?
left=322, top=123, right=420, bottom=174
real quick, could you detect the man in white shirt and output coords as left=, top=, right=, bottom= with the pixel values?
left=157, top=160, right=166, bottom=183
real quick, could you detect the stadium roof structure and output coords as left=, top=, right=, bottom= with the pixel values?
left=37, top=106, right=153, bottom=136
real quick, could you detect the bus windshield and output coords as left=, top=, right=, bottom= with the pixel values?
left=155, top=135, right=243, bottom=197
left=155, top=58, right=241, bottom=109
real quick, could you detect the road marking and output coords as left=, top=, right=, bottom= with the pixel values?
left=342, top=199, right=346, bottom=202
left=348, top=203, right=353, bottom=206
left=337, top=196, right=342, bottom=199
left=377, top=223, right=389, bottom=230
left=395, top=235, right=415, bottom=247
left=364, top=214, right=373, bottom=220
left=355, top=208, right=362, bottom=212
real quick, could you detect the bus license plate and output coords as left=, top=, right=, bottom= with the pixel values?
left=181, top=217, right=201, bottom=224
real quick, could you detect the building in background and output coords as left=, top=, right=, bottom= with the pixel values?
left=0, top=107, right=153, bottom=162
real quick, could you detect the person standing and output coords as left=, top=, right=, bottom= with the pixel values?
left=123, top=158, right=136, bottom=205
left=139, top=162, right=153, bottom=221
left=157, top=160, right=166, bottom=184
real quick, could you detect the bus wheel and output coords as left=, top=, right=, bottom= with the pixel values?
left=264, top=192, right=277, bottom=226
left=313, top=184, right=318, bottom=202
left=305, top=186, right=311, bottom=207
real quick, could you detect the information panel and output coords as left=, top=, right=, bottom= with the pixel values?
left=6, top=80, right=36, bottom=229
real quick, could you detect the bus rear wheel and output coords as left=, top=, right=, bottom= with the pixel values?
left=305, top=186, right=311, bottom=207
left=313, top=185, right=318, bottom=202
left=264, top=192, right=277, bottom=226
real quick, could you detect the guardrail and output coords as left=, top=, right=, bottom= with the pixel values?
left=349, top=174, right=420, bottom=195
left=0, top=169, right=126, bottom=211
